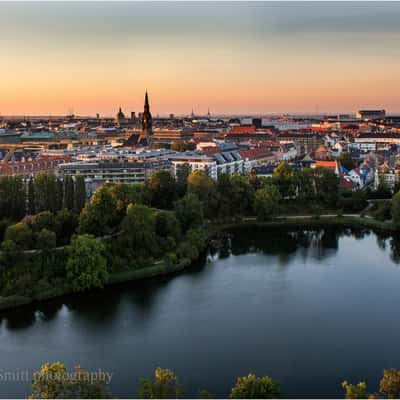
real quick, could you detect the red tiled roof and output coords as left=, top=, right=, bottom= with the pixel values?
left=239, top=148, right=274, bottom=160
left=315, top=160, right=337, bottom=170
left=231, top=125, right=256, bottom=134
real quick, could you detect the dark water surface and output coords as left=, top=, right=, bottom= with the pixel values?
left=1, top=226, right=400, bottom=398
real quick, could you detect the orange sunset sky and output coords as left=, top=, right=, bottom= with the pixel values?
left=1, top=2, right=400, bottom=116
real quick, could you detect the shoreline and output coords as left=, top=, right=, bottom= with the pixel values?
left=0, top=215, right=396, bottom=313
left=212, top=215, right=396, bottom=233
left=0, top=257, right=193, bottom=313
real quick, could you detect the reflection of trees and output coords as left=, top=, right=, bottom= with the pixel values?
left=2, top=307, right=36, bottom=331
left=349, top=227, right=371, bottom=240
left=390, top=235, right=400, bottom=264
left=225, top=225, right=345, bottom=266
left=373, top=230, right=400, bottom=264
left=35, top=301, right=63, bottom=322
left=229, top=226, right=298, bottom=258
left=225, top=224, right=400, bottom=267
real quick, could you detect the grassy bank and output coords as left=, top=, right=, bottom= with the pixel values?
left=0, top=257, right=193, bottom=312
left=210, top=215, right=397, bottom=233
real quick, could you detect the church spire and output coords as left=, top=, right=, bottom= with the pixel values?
left=142, top=90, right=153, bottom=136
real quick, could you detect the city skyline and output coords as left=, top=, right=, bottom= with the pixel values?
left=1, top=2, right=400, bottom=115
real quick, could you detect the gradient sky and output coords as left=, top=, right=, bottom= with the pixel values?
left=1, top=1, right=400, bottom=116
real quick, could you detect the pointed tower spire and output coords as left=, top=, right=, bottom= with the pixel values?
left=142, top=90, right=153, bottom=137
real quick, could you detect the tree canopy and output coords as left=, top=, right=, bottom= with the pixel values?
left=138, top=368, right=184, bottom=399
left=229, top=373, right=281, bottom=399
left=66, top=234, right=109, bottom=292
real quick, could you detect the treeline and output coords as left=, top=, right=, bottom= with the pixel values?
left=0, top=162, right=397, bottom=302
left=29, top=363, right=280, bottom=399
left=0, top=162, right=371, bottom=244
left=0, top=173, right=86, bottom=227
left=29, top=363, right=400, bottom=399
left=0, top=173, right=208, bottom=300
left=152, top=141, right=197, bottom=152
left=140, top=162, right=367, bottom=220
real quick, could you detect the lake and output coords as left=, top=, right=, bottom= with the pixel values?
left=1, top=225, right=400, bottom=398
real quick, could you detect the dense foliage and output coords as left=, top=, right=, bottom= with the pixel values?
left=1, top=164, right=399, bottom=303
left=138, top=368, right=184, bottom=399
left=27, top=364, right=400, bottom=399
left=30, top=362, right=110, bottom=399
left=229, top=374, right=281, bottom=398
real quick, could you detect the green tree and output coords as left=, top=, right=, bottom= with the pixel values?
left=156, top=211, right=181, bottom=253
left=247, top=169, right=262, bottom=191
left=4, top=222, right=34, bottom=249
left=272, top=162, right=296, bottom=199
left=63, top=175, right=75, bottom=211
left=231, top=174, right=254, bottom=215
left=176, top=163, right=191, bottom=197
left=295, top=168, right=315, bottom=202
left=374, top=179, right=392, bottom=199
left=170, top=141, right=196, bottom=152
left=75, top=175, right=87, bottom=214
left=30, top=362, right=110, bottom=399
left=380, top=368, right=400, bottom=398
left=0, top=218, right=11, bottom=243
left=342, top=381, right=367, bottom=399
left=27, top=178, right=36, bottom=215
left=66, top=234, right=109, bottom=292
left=337, top=190, right=368, bottom=213
left=120, top=204, right=158, bottom=259
left=273, top=161, right=293, bottom=179
left=254, top=185, right=281, bottom=220
left=156, top=211, right=181, bottom=240
left=0, top=239, right=20, bottom=270
left=338, top=152, right=356, bottom=171
left=78, top=185, right=118, bottom=236
left=187, top=170, right=217, bottom=217
left=392, top=191, right=400, bottom=226
left=56, top=178, right=64, bottom=211
left=198, top=389, right=214, bottom=399
left=36, top=228, right=57, bottom=251
left=138, top=368, right=184, bottom=399
left=33, top=211, right=56, bottom=233
left=176, top=227, right=208, bottom=261
left=0, top=176, right=26, bottom=220
left=34, top=173, right=58, bottom=213
left=229, top=374, right=281, bottom=399
left=313, top=167, right=339, bottom=205
left=108, top=183, right=143, bottom=220
left=148, top=170, right=177, bottom=209
left=55, top=209, right=79, bottom=245
left=217, top=173, right=233, bottom=217
left=174, top=193, right=204, bottom=232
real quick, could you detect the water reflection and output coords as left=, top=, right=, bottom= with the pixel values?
left=224, top=225, right=400, bottom=266
left=1, top=226, right=400, bottom=398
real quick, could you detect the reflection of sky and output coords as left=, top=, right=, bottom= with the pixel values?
left=1, top=2, right=400, bottom=115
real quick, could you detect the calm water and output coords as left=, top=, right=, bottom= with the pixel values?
left=1, top=226, right=400, bottom=398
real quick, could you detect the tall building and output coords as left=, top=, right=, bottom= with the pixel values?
left=116, top=107, right=125, bottom=122
left=142, top=91, right=153, bottom=135
left=356, top=109, right=386, bottom=121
